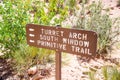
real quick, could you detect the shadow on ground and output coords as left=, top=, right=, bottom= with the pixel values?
left=0, top=58, right=14, bottom=80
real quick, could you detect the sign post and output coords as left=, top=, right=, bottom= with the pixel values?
left=26, top=24, right=97, bottom=80
left=56, top=51, right=61, bottom=80
left=55, top=25, right=61, bottom=80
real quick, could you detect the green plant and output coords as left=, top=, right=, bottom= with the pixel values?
left=102, top=66, right=120, bottom=80
left=80, top=0, right=89, bottom=4
left=65, top=0, right=76, bottom=9
left=13, top=43, right=38, bottom=72
left=72, top=0, right=119, bottom=54
left=0, top=0, right=69, bottom=55
left=116, top=42, right=120, bottom=49
left=32, top=0, right=68, bottom=25
left=102, top=66, right=108, bottom=80
left=0, top=0, right=70, bottom=77
left=12, top=43, right=55, bottom=74
left=89, top=66, right=120, bottom=80
left=0, top=0, right=31, bottom=54
left=89, top=71, right=95, bottom=80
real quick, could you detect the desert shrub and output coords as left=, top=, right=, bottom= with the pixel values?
left=0, top=0, right=31, bottom=54
left=0, top=0, right=69, bottom=76
left=0, top=0, right=69, bottom=75
left=12, top=43, right=55, bottom=74
left=0, top=0, right=69, bottom=55
left=70, top=0, right=120, bottom=54
left=89, top=66, right=120, bottom=80
left=31, top=0, right=68, bottom=25
left=102, top=66, right=120, bottom=80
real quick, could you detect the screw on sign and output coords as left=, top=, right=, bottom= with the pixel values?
left=26, top=24, right=97, bottom=80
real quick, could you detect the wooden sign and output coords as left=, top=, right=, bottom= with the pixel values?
left=26, top=24, right=97, bottom=80
left=26, top=24, right=97, bottom=57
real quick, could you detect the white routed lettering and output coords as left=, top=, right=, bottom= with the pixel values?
left=82, top=34, right=87, bottom=40
left=87, top=49, right=92, bottom=55
left=60, top=31, right=64, bottom=36
left=71, top=46, right=92, bottom=55
left=37, top=40, right=66, bottom=50
left=73, top=33, right=77, bottom=38
left=63, top=38, right=67, bottom=43
left=40, top=29, right=64, bottom=37
left=84, top=41, right=89, bottom=47
left=46, top=42, right=52, bottom=47
left=71, top=46, right=75, bottom=52
left=40, top=35, right=58, bottom=42
left=78, top=33, right=82, bottom=39
left=69, top=32, right=72, bottom=38
left=81, top=48, right=84, bottom=53
left=76, top=47, right=80, bottom=52
left=62, top=38, right=89, bottom=47
left=69, top=32, right=88, bottom=40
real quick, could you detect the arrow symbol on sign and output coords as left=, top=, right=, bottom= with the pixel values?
left=29, top=34, right=35, bottom=37
left=29, top=28, right=35, bottom=31
left=29, top=40, right=35, bottom=43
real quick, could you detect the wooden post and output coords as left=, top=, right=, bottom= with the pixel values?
left=55, top=25, right=61, bottom=80
left=56, top=51, right=61, bottom=80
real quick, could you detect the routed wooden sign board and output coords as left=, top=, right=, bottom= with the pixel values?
left=26, top=24, right=97, bottom=80
left=26, top=24, right=97, bottom=56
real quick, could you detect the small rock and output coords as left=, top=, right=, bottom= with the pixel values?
left=28, top=66, right=37, bottom=75
left=110, top=7, right=114, bottom=10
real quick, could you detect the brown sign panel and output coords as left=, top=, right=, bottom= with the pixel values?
left=26, top=24, right=97, bottom=57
